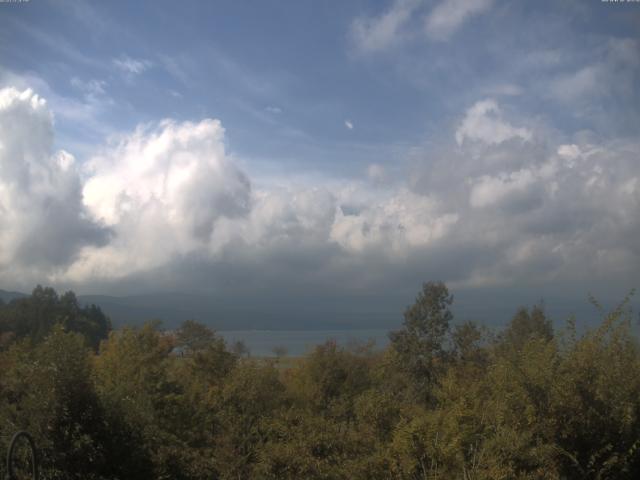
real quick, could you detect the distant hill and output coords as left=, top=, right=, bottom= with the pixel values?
left=2, top=287, right=636, bottom=332
left=0, top=289, right=27, bottom=303
left=73, top=290, right=640, bottom=332
left=76, top=292, right=399, bottom=331
left=2, top=289, right=396, bottom=330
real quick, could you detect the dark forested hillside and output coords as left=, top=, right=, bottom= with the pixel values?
left=0, top=289, right=26, bottom=304
left=0, top=286, right=111, bottom=351
left=1, top=283, right=639, bottom=479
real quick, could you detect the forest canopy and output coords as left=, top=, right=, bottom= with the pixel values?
left=1, top=283, right=639, bottom=479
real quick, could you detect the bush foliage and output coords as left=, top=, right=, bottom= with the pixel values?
left=1, top=283, right=639, bottom=479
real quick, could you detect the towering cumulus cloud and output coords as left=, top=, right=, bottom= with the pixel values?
left=0, top=88, right=108, bottom=280
left=73, top=118, right=252, bottom=279
left=70, top=117, right=458, bottom=283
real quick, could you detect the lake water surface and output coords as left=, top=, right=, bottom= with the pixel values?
left=219, top=329, right=390, bottom=357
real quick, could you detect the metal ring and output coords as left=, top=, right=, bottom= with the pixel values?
left=5, top=431, right=38, bottom=480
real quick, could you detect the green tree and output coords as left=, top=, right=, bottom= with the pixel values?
left=0, top=286, right=111, bottom=350
left=290, top=340, right=372, bottom=421
left=0, top=326, right=126, bottom=479
left=175, top=319, right=216, bottom=354
left=499, top=305, right=553, bottom=353
left=451, top=320, right=487, bottom=365
left=550, top=295, right=640, bottom=479
left=212, top=361, right=284, bottom=479
left=389, top=281, right=453, bottom=401
left=94, top=322, right=182, bottom=479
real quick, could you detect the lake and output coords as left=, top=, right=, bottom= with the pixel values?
left=218, top=329, right=391, bottom=357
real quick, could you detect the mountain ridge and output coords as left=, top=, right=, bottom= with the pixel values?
left=3, top=287, right=634, bottom=332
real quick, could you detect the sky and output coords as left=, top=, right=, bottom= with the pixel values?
left=0, top=0, right=639, bottom=328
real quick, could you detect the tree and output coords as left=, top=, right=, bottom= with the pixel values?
left=272, top=345, right=288, bottom=358
left=290, top=340, right=372, bottom=421
left=499, top=305, right=553, bottom=354
left=93, top=322, right=178, bottom=478
left=175, top=319, right=216, bottom=354
left=213, top=361, right=285, bottom=479
left=389, top=281, right=453, bottom=400
left=0, top=326, right=122, bottom=479
left=549, top=295, right=640, bottom=479
left=0, top=286, right=111, bottom=351
left=451, top=321, right=482, bottom=358
left=232, top=340, right=250, bottom=357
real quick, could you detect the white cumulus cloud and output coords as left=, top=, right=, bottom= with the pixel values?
left=367, top=163, right=386, bottom=182
left=469, top=169, right=538, bottom=209
left=425, top=0, right=494, bottom=41
left=0, top=87, right=108, bottom=279
left=72, top=118, right=251, bottom=280
left=2, top=86, right=639, bottom=300
left=351, top=0, right=421, bottom=53
left=331, top=189, right=458, bottom=254
left=455, top=99, right=532, bottom=146
left=62, top=112, right=460, bottom=284
left=113, top=55, right=152, bottom=76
